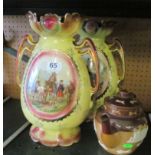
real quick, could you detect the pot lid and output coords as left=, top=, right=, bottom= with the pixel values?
left=104, top=90, right=144, bottom=119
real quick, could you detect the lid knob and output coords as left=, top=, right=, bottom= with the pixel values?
left=118, top=90, right=136, bottom=99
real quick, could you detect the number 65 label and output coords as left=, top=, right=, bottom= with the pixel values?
left=49, top=62, right=62, bottom=72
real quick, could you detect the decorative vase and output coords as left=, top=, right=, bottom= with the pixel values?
left=73, top=17, right=125, bottom=113
left=16, top=11, right=100, bottom=146
left=94, top=90, right=148, bottom=155
left=16, top=11, right=126, bottom=147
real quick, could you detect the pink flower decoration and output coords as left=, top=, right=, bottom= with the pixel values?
left=44, top=16, right=58, bottom=29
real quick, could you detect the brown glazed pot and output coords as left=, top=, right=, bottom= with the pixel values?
left=94, top=90, right=148, bottom=155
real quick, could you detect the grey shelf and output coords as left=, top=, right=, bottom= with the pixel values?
left=3, top=99, right=27, bottom=141
left=3, top=99, right=151, bottom=155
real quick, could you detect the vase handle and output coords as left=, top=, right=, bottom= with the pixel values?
left=74, top=38, right=99, bottom=94
left=16, top=34, right=37, bottom=87
left=109, top=38, right=125, bottom=84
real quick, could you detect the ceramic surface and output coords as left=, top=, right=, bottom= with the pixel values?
left=16, top=11, right=125, bottom=147
left=24, top=51, right=79, bottom=120
left=74, top=18, right=125, bottom=112
left=94, top=90, right=148, bottom=155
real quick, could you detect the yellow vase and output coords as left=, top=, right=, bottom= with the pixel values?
left=16, top=11, right=125, bottom=147
left=74, top=18, right=125, bottom=114
left=16, top=11, right=100, bottom=146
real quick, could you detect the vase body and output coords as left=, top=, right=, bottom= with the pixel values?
left=75, top=18, right=125, bottom=112
left=23, top=37, right=93, bottom=146
left=16, top=11, right=125, bottom=147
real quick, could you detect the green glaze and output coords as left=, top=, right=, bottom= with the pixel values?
left=123, top=143, right=134, bottom=149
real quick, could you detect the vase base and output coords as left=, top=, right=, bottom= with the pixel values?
left=29, top=125, right=81, bottom=147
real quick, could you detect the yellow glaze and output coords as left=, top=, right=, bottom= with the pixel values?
left=17, top=11, right=125, bottom=147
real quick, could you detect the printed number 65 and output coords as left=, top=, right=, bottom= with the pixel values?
left=50, top=63, right=57, bottom=69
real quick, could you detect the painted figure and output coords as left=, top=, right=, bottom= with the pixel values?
left=45, top=72, right=57, bottom=104
left=36, top=80, right=45, bottom=102
left=57, top=80, right=64, bottom=97
left=49, top=72, right=57, bottom=96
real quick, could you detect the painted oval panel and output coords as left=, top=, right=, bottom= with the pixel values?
left=96, top=51, right=110, bottom=98
left=81, top=51, right=110, bottom=98
left=24, top=51, right=79, bottom=120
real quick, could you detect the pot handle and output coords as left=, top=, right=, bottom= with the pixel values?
left=16, top=34, right=37, bottom=87
left=109, top=38, right=125, bottom=84
left=74, top=38, right=99, bottom=94
left=100, top=113, right=111, bottom=134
